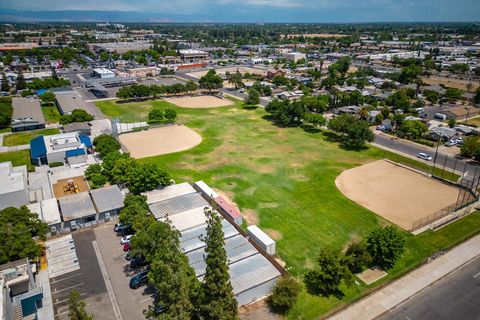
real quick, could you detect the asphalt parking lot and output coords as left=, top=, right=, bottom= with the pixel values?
left=95, top=221, right=156, bottom=320
left=49, top=230, right=115, bottom=320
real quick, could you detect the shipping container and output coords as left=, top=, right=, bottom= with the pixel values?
left=247, top=225, right=276, bottom=255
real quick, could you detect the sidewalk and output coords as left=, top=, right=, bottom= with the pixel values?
left=328, top=233, right=480, bottom=320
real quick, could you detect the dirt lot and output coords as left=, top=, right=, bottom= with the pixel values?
left=422, top=76, right=480, bottom=91
left=119, top=125, right=202, bottom=159
left=53, top=176, right=89, bottom=198
left=164, top=95, right=233, bottom=108
left=335, top=159, right=459, bottom=231
left=186, top=66, right=269, bottom=79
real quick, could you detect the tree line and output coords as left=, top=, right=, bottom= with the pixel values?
left=117, top=81, right=198, bottom=100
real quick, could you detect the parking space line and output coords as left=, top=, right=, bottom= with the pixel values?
left=139, top=297, right=152, bottom=304
left=51, top=273, right=83, bottom=283
left=53, top=293, right=87, bottom=305
left=474, top=272, right=480, bottom=278
left=53, top=282, right=85, bottom=294
left=92, top=240, right=123, bottom=320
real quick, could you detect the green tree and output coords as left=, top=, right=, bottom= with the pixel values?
left=366, top=226, right=406, bottom=270
left=245, top=88, right=260, bottom=107
left=304, top=248, right=353, bottom=298
left=266, top=277, right=302, bottom=315
left=227, top=71, right=243, bottom=89
left=199, top=69, right=223, bottom=92
left=303, top=113, right=326, bottom=127
left=448, top=118, right=456, bottom=128
left=84, top=163, right=103, bottom=180
left=328, top=114, right=374, bottom=149
left=344, top=240, right=372, bottom=273
left=60, top=109, right=94, bottom=125
left=126, top=163, right=170, bottom=194
left=461, top=136, right=480, bottom=159
left=111, top=157, right=137, bottom=185
left=444, top=88, right=463, bottom=100
left=148, top=109, right=164, bottom=123
left=1, top=73, right=11, bottom=92
left=89, top=173, right=107, bottom=189
left=0, top=206, right=48, bottom=264
left=16, top=70, right=27, bottom=90
left=39, top=91, right=56, bottom=105
left=68, top=289, right=93, bottom=320
left=118, top=194, right=149, bottom=229
left=164, top=109, right=177, bottom=122
left=398, top=120, right=428, bottom=140
left=92, top=134, right=121, bottom=157
left=474, top=87, right=480, bottom=105
left=199, top=208, right=238, bottom=320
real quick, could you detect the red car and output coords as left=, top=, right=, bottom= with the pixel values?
left=123, top=242, right=130, bottom=252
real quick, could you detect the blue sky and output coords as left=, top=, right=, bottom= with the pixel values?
left=1, top=0, right=479, bottom=22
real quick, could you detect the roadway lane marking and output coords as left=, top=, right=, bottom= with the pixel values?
left=51, top=273, right=83, bottom=283
left=474, top=272, right=480, bottom=278
left=53, top=282, right=85, bottom=294
left=92, top=240, right=123, bottom=320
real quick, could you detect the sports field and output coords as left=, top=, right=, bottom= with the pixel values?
left=119, top=125, right=202, bottom=158
left=336, top=160, right=459, bottom=231
left=163, top=95, right=233, bottom=108
left=95, top=98, right=480, bottom=319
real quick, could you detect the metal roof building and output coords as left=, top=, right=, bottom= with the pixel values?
left=187, top=234, right=258, bottom=277
left=148, top=192, right=208, bottom=219
left=11, top=97, right=46, bottom=132
left=161, top=206, right=209, bottom=232
left=58, top=192, right=97, bottom=221
left=144, top=182, right=197, bottom=205
left=54, top=91, right=89, bottom=115
left=90, top=185, right=124, bottom=213
left=180, top=219, right=239, bottom=253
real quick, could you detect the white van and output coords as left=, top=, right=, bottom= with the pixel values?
left=434, top=113, right=447, bottom=121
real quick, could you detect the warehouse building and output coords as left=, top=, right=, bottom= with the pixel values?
left=144, top=182, right=196, bottom=204
left=58, top=192, right=97, bottom=230
left=54, top=91, right=89, bottom=115
left=90, top=185, right=124, bottom=221
left=30, top=132, right=92, bottom=166
left=146, top=183, right=282, bottom=306
left=0, top=162, right=29, bottom=210
left=11, top=98, right=46, bottom=132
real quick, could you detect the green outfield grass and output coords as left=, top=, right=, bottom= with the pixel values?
left=96, top=98, right=480, bottom=319
left=96, top=99, right=179, bottom=121
left=2, top=128, right=60, bottom=146
left=0, top=149, right=34, bottom=172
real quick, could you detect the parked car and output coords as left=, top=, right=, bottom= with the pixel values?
left=455, top=138, right=464, bottom=145
left=123, top=242, right=130, bottom=252
left=117, top=226, right=134, bottom=237
left=125, top=252, right=133, bottom=260
left=114, top=222, right=125, bottom=232
left=130, top=256, right=147, bottom=269
left=445, top=140, right=457, bottom=147
left=129, top=270, right=149, bottom=289
left=417, top=152, right=433, bottom=161
left=120, top=235, right=133, bottom=245
left=376, top=125, right=386, bottom=131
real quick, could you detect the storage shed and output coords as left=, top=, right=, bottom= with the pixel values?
left=193, top=180, right=219, bottom=199
left=247, top=225, right=276, bottom=255
left=214, top=196, right=243, bottom=226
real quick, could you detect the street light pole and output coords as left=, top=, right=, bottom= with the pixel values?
left=431, top=136, right=441, bottom=176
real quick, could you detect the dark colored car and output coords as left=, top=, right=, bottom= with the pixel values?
left=117, top=226, right=135, bottom=237
left=129, top=270, right=149, bottom=289
left=113, top=222, right=124, bottom=232
left=130, top=256, right=147, bottom=269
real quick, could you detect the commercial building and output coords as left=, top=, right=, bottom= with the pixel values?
left=0, top=259, right=44, bottom=320
left=179, top=49, right=209, bottom=62
left=90, top=185, right=124, bottom=221
left=0, top=162, right=29, bottom=210
left=283, top=52, right=307, bottom=62
left=92, top=68, right=115, bottom=79
left=58, top=192, right=97, bottom=230
left=11, top=98, right=46, bottom=132
left=30, top=132, right=92, bottom=166
left=54, top=91, right=89, bottom=115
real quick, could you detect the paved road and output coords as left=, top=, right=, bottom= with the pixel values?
left=377, top=254, right=480, bottom=320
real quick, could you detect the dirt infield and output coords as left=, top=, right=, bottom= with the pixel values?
left=164, top=95, right=233, bottom=108
left=119, top=125, right=202, bottom=159
left=335, top=160, right=459, bottom=230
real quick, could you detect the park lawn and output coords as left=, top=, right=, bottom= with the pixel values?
left=460, top=116, right=480, bottom=128
left=0, top=127, right=11, bottom=133
left=41, top=104, right=61, bottom=123
left=0, top=149, right=34, bottom=172
left=2, top=128, right=60, bottom=146
left=96, top=99, right=179, bottom=121
left=96, top=98, right=480, bottom=319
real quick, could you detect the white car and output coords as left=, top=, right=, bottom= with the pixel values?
left=120, top=235, right=132, bottom=245
left=417, top=152, right=433, bottom=161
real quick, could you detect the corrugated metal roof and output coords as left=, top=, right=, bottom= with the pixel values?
left=58, top=192, right=97, bottom=221
left=90, top=185, right=124, bottom=213
left=180, top=219, right=239, bottom=253
left=160, top=206, right=208, bottom=232
left=228, top=253, right=281, bottom=295
left=187, top=234, right=258, bottom=277
left=144, top=182, right=197, bottom=204
left=149, top=192, right=208, bottom=219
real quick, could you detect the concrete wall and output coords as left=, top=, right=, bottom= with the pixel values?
left=46, top=151, right=66, bottom=164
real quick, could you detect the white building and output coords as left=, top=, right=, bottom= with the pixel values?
left=30, top=132, right=92, bottom=166
left=0, top=162, right=29, bottom=210
left=283, top=52, right=306, bottom=62
left=93, top=68, right=115, bottom=79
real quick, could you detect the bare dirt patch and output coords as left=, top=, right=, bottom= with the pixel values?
left=243, top=209, right=259, bottom=225
left=336, top=159, right=459, bottom=231
left=164, top=95, right=233, bottom=108
left=53, top=176, right=89, bottom=198
left=119, top=125, right=202, bottom=159
left=422, top=76, right=479, bottom=91
left=264, top=228, right=283, bottom=241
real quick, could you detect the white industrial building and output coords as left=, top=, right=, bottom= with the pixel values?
left=146, top=183, right=282, bottom=306
left=0, top=162, right=29, bottom=210
left=30, top=132, right=92, bottom=166
left=93, top=68, right=115, bottom=79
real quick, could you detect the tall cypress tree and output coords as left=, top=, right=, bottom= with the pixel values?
left=1, top=73, right=10, bottom=92
left=199, top=208, right=238, bottom=320
left=16, top=70, right=27, bottom=91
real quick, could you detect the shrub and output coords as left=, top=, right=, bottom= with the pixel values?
left=48, top=161, right=64, bottom=168
left=164, top=109, right=177, bottom=122
left=366, top=226, right=406, bottom=270
left=344, top=240, right=372, bottom=273
left=85, top=163, right=103, bottom=180
left=90, top=173, right=107, bottom=189
left=267, top=277, right=302, bottom=315
left=93, top=134, right=121, bottom=157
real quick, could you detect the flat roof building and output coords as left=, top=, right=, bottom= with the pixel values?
left=93, top=68, right=115, bottom=79
left=30, top=132, right=91, bottom=166
left=54, top=91, right=89, bottom=115
left=179, top=49, right=209, bottom=61
left=11, top=98, right=46, bottom=132
left=90, top=185, right=124, bottom=220
left=0, top=162, right=29, bottom=210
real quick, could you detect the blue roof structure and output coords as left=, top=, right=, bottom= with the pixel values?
left=36, top=89, right=47, bottom=95
left=66, top=149, right=85, bottom=157
left=30, top=136, right=47, bottom=159
left=79, top=135, right=92, bottom=148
